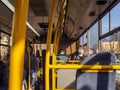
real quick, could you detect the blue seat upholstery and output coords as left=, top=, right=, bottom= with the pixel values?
left=76, top=52, right=116, bottom=90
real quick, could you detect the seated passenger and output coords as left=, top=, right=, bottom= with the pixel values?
left=56, top=49, right=68, bottom=64
left=74, top=45, right=84, bottom=60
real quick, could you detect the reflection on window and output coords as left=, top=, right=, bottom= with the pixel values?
left=111, top=2, right=120, bottom=30
left=102, top=32, right=120, bottom=60
left=102, top=13, right=109, bottom=35
left=0, top=33, right=9, bottom=45
left=79, top=33, right=87, bottom=45
left=83, top=33, right=87, bottom=45
left=80, top=37, right=83, bottom=45
left=90, top=22, right=98, bottom=53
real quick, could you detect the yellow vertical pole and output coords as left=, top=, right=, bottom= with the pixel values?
left=53, top=31, right=61, bottom=90
left=52, top=1, right=67, bottom=89
left=52, top=16, right=60, bottom=90
left=55, top=0, right=67, bottom=55
left=27, top=41, right=31, bottom=90
left=56, top=32, right=61, bottom=55
left=53, top=0, right=66, bottom=59
left=9, top=0, right=29, bottom=90
left=45, top=0, right=56, bottom=90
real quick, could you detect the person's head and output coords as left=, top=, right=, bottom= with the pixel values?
left=36, top=50, right=40, bottom=57
left=78, top=45, right=83, bottom=50
left=78, top=49, right=84, bottom=55
left=78, top=45, right=84, bottom=55
left=59, top=49, right=65, bottom=55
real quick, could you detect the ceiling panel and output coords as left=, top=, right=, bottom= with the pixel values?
left=0, top=2, right=13, bottom=34
left=30, top=0, right=48, bottom=16
left=64, top=0, right=117, bottom=40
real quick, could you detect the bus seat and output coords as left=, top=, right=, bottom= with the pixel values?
left=76, top=52, right=116, bottom=90
left=57, top=69, right=76, bottom=89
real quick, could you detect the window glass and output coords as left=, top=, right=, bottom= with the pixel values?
left=83, top=33, right=87, bottom=45
left=90, top=22, right=98, bottom=53
left=80, top=36, right=83, bottom=45
left=102, top=13, right=109, bottom=35
left=111, top=2, right=120, bottom=30
left=101, top=31, right=120, bottom=60
left=79, top=33, right=87, bottom=45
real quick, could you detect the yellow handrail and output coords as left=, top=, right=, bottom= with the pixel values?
left=27, top=41, right=31, bottom=90
left=56, top=60, right=80, bottom=63
left=49, top=64, right=120, bottom=69
left=52, top=1, right=67, bottom=89
left=45, top=0, right=57, bottom=90
left=52, top=12, right=60, bottom=90
left=9, top=0, right=29, bottom=90
left=56, top=89, right=75, bottom=90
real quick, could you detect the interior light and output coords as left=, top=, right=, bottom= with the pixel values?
left=1, top=0, right=14, bottom=12
left=1, top=0, right=40, bottom=36
left=26, top=22, right=40, bottom=36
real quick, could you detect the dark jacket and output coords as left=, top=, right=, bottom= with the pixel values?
left=0, top=61, right=8, bottom=90
left=57, top=54, right=68, bottom=60
left=56, top=54, right=68, bottom=64
left=24, top=51, right=38, bottom=71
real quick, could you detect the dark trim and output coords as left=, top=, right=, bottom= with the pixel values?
left=76, top=0, right=120, bottom=40
left=83, top=43, right=87, bottom=46
left=100, top=26, right=120, bottom=40
left=0, top=29, right=11, bottom=36
left=1, top=1, right=13, bottom=14
left=0, top=44, right=10, bottom=47
left=63, top=0, right=69, bottom=32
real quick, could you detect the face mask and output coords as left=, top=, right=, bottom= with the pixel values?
left=60, top=52, right=65, bottom=54
left=96, top=50, right=99, bottom=53
left=78, top=50, right=84, bottom=54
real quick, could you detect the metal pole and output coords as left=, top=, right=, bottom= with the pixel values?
left=109, top=11, right=111, bottom=32
left=87, top=30, right=90, bottom=56
left=9, top=0, right=29, bottom=90
left=56, top=89, right=75, bottom=90
left=27, top=41, right=31, bottom=90
left=56, top=32, right=61, bottom=54
left=52, top=16, right=60, bottom=90
left=49, top=64, right=120, bottom=69
left=52, top=3, right=66, bottom=89
left=98, top=19, right=102, bottom=52
left=45, top=0, right=56, bottom=90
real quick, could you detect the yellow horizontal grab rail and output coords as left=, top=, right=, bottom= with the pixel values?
left=56, top=60, right=81, bottom=63
left=81, top=70, right=113, bottom=72
left=56, top=89, right=75, bottom=90
left=49, top=65, right=120, bottom=69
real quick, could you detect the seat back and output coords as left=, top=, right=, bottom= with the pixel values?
left=76, top=52, right=116, bottom=90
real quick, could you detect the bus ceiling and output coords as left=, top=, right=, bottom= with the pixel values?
left=0, top=0, right=119, bottom=42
